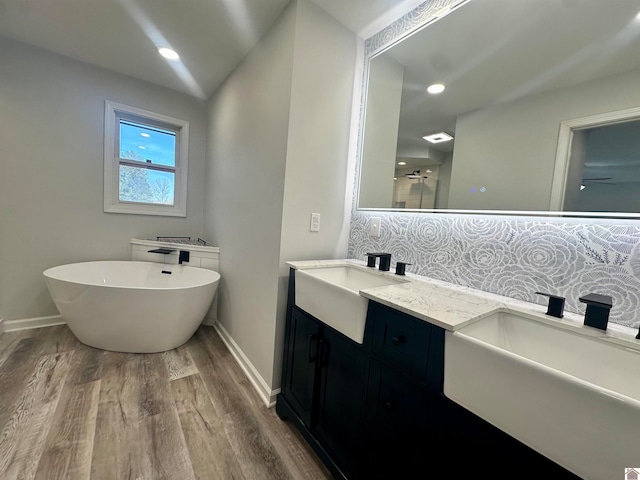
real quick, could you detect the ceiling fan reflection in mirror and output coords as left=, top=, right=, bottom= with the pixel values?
left=405, top=169, right=429, bottom=179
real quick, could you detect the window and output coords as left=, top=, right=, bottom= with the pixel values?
left=104, top=100, right=189, bottom=216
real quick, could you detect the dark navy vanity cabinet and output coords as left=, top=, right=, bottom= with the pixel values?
left=277, top=269, right=445, bottom=479
left=276, top=268, right=579, bottom=479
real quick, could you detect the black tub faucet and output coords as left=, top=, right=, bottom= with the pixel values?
left=179, top=250, right=190, bottom=264
left=535, top=291, right=565, bottom=318
left=579, top=293, right=613, bottom=331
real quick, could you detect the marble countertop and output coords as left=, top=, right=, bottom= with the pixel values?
left=286, top=259, right=640, bottom=350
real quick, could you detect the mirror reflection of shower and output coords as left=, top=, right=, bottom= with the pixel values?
left=392, top=168, right=440, bottom=209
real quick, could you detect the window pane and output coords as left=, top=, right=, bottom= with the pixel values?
left=119, top=165, right=175, bottom=205
left=119, top=120, right=176, bottom=167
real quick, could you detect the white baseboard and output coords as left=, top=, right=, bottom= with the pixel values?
left=4, top=315, right=65, bottom=332
left=212, top=321, right=280, bottom=408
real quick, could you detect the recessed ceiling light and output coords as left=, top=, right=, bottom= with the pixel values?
left=397, top=161, right=407, bottom=165
left=427, top=83, right=445, bottom=94
left=422, top=132, right=454, bottom=143
left=140, top=133, right=150, bottom=138
left=158, top=47, right=179, bottom=60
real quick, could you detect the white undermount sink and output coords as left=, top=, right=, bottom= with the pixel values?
left=444, top=309, right=640, bottom=480
left=294, top=265, right=408, bottom=343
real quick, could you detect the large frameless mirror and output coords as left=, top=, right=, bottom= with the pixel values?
left=357, top=0, right=640, bottom=218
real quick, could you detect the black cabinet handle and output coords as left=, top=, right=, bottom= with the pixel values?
left=308, top=334, right=319, bottom=363
left=391, top=335, right=406, bottom=346
left=319, top=338, right=330, bottom=367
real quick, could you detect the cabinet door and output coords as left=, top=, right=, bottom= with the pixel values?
left=443, top=399, right=580, bottom=478
left=314, top=328, right=368, bottom=479
left=282, top=307, right=321, bottom=428
left=363, top=360, right=445, bottom=479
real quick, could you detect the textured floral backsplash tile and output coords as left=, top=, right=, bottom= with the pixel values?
left=348, top=213, right=640, bottom=329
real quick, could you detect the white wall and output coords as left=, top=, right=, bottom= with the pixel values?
left=435, top=153, right=453, bottom=208
left=204, top=1, right=296, bottom=393
left=277, top=0, right=358, bottom=383
left=448, top=67, right=640, bottom=211
left=204, top=0, right=358, bottom=397
left=0, top=37, right=207, bottom=321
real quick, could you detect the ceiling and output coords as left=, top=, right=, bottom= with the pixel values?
left=0, top=0, right=421, bottom=99
left=374, top=0, right=640, bottom=181
left=384, top=0, right=640, bottom=161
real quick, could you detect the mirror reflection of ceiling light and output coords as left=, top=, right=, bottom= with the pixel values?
left=397, top=161, right=407, bottom=165
left=422, top=132, right=453, bottom=143
left=138, top=146, right=146, bottom=149
left=427, top=83, right=445, bottom=94
left=158, top=47, right=180, bottom=60
left=140, top=133, right=150, bottom=138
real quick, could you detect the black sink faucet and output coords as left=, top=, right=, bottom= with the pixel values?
left=179, top=250, right=190, bottom=264
left=535, top=291, right=565, bottom=318
left=364, top=252, right=392, bottom=271
left=395, top=261, right=412, bottom=276
left=579, top=293, right=613, bottom=331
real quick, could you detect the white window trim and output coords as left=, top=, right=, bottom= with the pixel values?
left=104, top=100, right=189, bottom=217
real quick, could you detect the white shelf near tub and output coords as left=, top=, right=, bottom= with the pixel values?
left=131, top=237, right=220, bottom=270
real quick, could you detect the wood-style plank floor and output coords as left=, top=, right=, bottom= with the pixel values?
left=0, top=325, right=333, bottom=480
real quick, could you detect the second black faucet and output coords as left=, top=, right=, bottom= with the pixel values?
left=579, top=293, right=613, bottom=331
left=365, top=252, right=392, bottom=271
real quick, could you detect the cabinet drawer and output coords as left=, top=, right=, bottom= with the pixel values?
left=370, top=303, right=431, bottom=382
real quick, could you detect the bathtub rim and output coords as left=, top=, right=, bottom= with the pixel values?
left=43, top=260, right=220, bottom=291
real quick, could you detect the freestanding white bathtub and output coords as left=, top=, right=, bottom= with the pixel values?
left=43, top=261, right=220, bottom=353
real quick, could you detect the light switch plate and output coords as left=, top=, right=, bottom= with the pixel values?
left=310, top=213, right=321, bottom=232
left=369, top=217, right=381, bottom=237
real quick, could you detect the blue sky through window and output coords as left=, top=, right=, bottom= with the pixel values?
left=119, top=121, right=176, bottom=167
